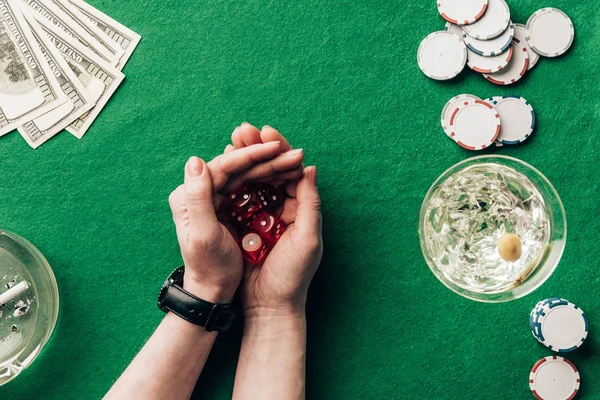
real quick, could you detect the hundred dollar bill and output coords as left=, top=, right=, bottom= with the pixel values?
left=33, top=11, right=123, bottom=138
left=23, top=0, right=119, bottom=66
left=0, top=0, right=66, bottom=137
left=49, top=0, right=124, bottom=62
left=17, top=5, right=94, bottom=148
left=64, top=0, right=140, bottom=70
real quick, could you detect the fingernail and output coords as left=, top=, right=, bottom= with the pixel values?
left=241, top=122, right=249, bottom=126
left=267, top=141, right=281, bottom=146
left=187, top=157, right=203, bottom=177
left=262, top=125, right=272, bottom=130
left=287, top=148, right=303, bottom=156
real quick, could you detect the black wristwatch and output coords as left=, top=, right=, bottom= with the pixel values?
left=157, top=266, right=237, bottom=332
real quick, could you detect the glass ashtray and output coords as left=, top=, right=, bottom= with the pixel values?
left=419, top=155, right=567, bottom=302
left=0, top=230, right=59, bottom=386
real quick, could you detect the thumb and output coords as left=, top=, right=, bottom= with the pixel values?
left=184, top=157, right=220, bottom=237
left=294, top=166, right=322, bottom=237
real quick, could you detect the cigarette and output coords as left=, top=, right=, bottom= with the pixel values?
left=0, top=281, right=29, bottom=306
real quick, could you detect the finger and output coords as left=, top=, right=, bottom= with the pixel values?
left=169, top=184, right=190, bottom=247
left=224, top=144, right=235, bottom=154
left=285, top=180, right=297, bottom=199
left=236, top=123, right=262, bottom=148
left=294, top=166, right=321, bottom=237
left=270, top=179, right=286, bottom=186
left=220, top=149, right=304, bottom=193
left=184, top=157, right=220, bottom=237
left=231, top=124, right=246, bottom=149
left=261, top=126, right=292, bottom=152
left=208, top=142, right=282, bottom=191
left=279, top=197, right=298, bottom=225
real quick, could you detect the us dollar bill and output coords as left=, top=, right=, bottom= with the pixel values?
left=49, top=0, right=124, bottom=62
left=23, top=0, right=119, bottom=66
left=0, top=0, right=66, bottom=137
left=64, top=0, right=140, bottom=70
left=33, top=11, right=124, bottom=138
left=17, top=5, right=94, bottom=148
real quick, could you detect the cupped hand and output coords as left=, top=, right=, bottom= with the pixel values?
left=225, top=124, right=324, bottom=315
left=168, top=138, right=304, bottom=303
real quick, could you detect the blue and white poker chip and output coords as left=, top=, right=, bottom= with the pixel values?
left=489, top=95, right=535, bottom=145
left=463, top=22, right=514, bottom=57
left=529, top=298, right=589, bottom=352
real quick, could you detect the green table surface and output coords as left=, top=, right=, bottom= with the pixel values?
left=2, top=0, right=598, bottom=399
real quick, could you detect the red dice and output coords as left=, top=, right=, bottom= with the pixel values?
left=254, top=184, right=286, bottom=209
left=229, top=187, right=262, bottom=224
left=251, top=211, right=286, bottom=244
left=241, top=232, right=270, bottom=264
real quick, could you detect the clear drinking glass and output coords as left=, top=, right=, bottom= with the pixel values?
left=419, top=155, right=567, bottom=302
left=0, top=230, right=59, bottom=386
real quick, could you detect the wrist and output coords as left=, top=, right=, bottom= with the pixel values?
left=243, top=311, right=306, bottom=337
left=183, top=278, right=237, bottom=304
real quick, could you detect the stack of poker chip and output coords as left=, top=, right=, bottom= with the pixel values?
left=440, top=94, right=535, bottom=150
left=529, top=298, right=588, bottom=353
left=417, top=0, right=575, bottom=85
left=528, top=298, right=588, bottom=400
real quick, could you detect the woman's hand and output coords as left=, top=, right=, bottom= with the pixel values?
left=226, top=124, right=323, bottom=315
left=168, top=139, right=305, bottom=303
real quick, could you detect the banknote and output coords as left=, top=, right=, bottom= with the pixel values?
left=33, top=11, right=124, bottom=138
left=49, top=0, right=124, bottom=62
left=23, top=0, right=119, bottom=66
left=64, top=0, right=140, bottom=70
left=17, top=5, right=94, bottom=148
left=0, top=0, right=66, bottom=136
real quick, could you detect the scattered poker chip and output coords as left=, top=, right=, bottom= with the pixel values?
left=467, top=43, right=513, bottom=74
left=447, top=99, right=500, bottom=150
left=463, top=0, right=510, bottom=41
left=532, top=300, right=589, bottom=352
left=417, top=31, right=467, bottom=80
left=441, top=94, right=481, bottom=139
left=437, top=0, right=488, bottom=26
left=463, top=22, right=514, bottom=56
left=526, top=8, right=574, bottom=58
left=490, top=95, right=535, bottom=144
left=483, top=42, right=529, bottom=85
left=443, top=21, right=464, bottom=37
left=529, top=356, right=580, bottom=400
left=514, top=23, right=540, bottom=70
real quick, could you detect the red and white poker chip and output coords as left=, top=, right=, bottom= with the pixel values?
left=437, top=0, right=488, bottom=26
left=529, top=356, right=580, bottom=400
left=448, top=99, right=500, bottom=150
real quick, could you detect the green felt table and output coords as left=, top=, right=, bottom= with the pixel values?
left=1, top=0, right=598, bottom=398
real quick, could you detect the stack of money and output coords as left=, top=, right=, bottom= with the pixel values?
left=0, top=0, right=140, bottom=148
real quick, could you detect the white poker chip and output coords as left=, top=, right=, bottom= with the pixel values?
left=440, top=94, right=481, bottom=139
left=447, top=99, right=500, bottom=150
left=443, top=21, right=464, bottom=38
left=536, top=303, right=588, bottom=352
left=437, top=0, right=488, bottom=26
left=514, top=23, right=540, bottom=70
left=463, top=21, right=514, bottom=56
left=483, top=41, right=529, bottom=85
left=529, top=356, right=580, bottom=400
left=463, top=0, right=510, bottom=40
left=491, top=95, right=535, bottom=145
left=467, top=43, right=513, bottom=73
left=526, top=8, right=574, bottom=58
left=417, top=31, right=466, bottom=80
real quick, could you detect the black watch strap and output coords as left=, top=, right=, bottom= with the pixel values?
left=158, top=267, right=237, bottom=332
